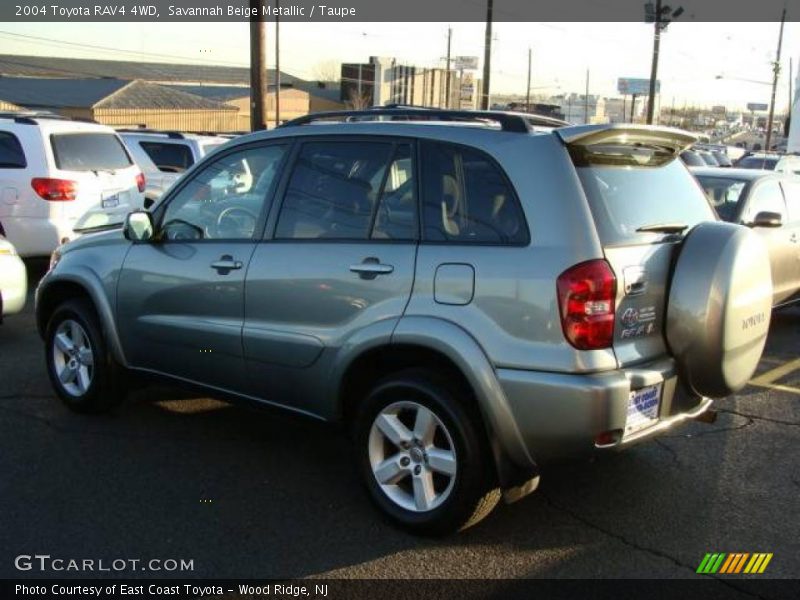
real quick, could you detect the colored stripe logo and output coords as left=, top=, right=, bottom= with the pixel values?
left=697, top=553, right=773, bottom=574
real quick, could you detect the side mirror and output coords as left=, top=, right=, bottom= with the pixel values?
left=123, top=210, right=154, bottom=242
left=750, top=211, right=783, bottom=228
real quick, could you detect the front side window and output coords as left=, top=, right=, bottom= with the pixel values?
left=743, top=180, right=787, bottom=223
left=275, top=141, right=415, bottom=240
left=694, top=176, right=748, bottom=222
left=421, top=141, right=528, bottom=244
left=0, top=132, right=26, bottom=168
left=50, top=133, right=132, bottom=171
left=139, top=141, right=194, bottom=173
left=160, top=144, right=286, bottom=241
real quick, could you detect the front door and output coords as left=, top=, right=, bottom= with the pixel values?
left=243, top=138, right=418, bottom=417
left=117, top=142, right=289, bottom=393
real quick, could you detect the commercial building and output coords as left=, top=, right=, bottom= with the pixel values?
left=0, top=77, right=239, bottom=131
left=341, top=57, right=480, bottom=109
left=0, top=54, right=345, bottom=131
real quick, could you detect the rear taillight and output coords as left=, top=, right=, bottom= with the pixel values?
left=135, top=172, right=146, bottom=193
left=556, top=259, right=616, bottom=350
left=31, top=178, right=78, bottom=201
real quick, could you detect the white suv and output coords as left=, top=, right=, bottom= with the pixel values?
left=118, top=130, right=230, bottom=207
left=0, top=113, right=145, bottom=257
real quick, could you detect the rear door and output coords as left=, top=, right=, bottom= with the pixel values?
left=242, top=137, right=417, bottom=416
left=562, top=128, right=716, bottom=366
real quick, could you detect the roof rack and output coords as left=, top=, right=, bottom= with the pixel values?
left=376, top=104, right=570, bottom=128
left=115, top=127, right=185, bottom=139
left=278, top=107, right=533, bottom=133
left=0, top=111, right=76, bottom=125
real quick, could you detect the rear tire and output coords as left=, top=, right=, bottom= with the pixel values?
left=354, top=368, right=500, bottom=535
left=45, top=299, right=126, bottom=414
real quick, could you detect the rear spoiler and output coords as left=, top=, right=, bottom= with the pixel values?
left=556, top=124, right=697, bottom=156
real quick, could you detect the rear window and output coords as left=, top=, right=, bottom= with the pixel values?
left=51, top=132, right=132, bottom=171
left=139, top=141, right=194, bottom=173
left=577, top=159, right=715, bottom=245
left=736, top=156, right=778, bottom=170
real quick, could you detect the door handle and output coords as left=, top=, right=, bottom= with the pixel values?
left=350, top=258, right=394, bottom=280
left=211, top=255, right=243, bottom=272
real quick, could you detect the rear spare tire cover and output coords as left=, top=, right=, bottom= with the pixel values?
left=666, top=221, right=772, bottom=398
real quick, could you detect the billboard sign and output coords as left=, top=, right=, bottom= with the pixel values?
left=617, top=77, right=659, bottom=95
left=746, top=103, right=768, bottom=111
left=454, top=56, right=479, bottom=71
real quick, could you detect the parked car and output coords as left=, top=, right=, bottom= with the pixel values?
left=680, top=150, right=706, bottom=166
left=37, top=112, right=773, bottom=534
left=774, top=154, right=800, bottom=176
left=692, top=166, right=800, bottom=307
left=0, top=112, right=145, bottom=257
left=695, top=149, right=720, bottom=166
left=711, top=151, right=732, bottom=167
left=118, top=130, right=230, bottom=208
left=0, top=235, right=26, bottom=320
left=735, top=152, right=781, bottom=170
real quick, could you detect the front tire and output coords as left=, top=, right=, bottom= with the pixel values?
left=354, top=368, right=500, bottom=535
left=45, top=299, right=126, bottom=414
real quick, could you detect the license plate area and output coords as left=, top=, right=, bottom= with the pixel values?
left=624, top=383, right=662, bottom=437
left=101, top=191, right=120, bottom=209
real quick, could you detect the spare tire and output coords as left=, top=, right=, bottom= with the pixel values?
left=666, top=221, right=772, bottom=398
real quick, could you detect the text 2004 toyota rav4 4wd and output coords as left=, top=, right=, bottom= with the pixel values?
left=36, top=110, right=774, bottom=534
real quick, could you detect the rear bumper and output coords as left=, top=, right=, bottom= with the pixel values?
left=497, top=357, right=708, bottom=462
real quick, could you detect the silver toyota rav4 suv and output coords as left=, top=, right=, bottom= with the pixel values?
left=36, top=109, right=774, bottom=535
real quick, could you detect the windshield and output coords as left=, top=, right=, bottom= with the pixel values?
left=694, top=176, right=748, bottom=222
left=51, top=133, right=132, bottom=171
left=577, top=158, right=716, bottom=246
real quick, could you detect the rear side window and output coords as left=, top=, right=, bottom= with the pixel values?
left=0, top=132, right=26, bottom=168
left=421, top=141, right=528, bottom=244
left=275, top=141, right=414, bottom=240
left=51, top=132, right=132, bottom=171
left=139, top=141, right=194, bottom=173
left=577, top=159, right=716, bottom=245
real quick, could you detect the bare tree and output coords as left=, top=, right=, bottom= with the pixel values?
left=347, top=88, right=371, bottom=110
left=312, top=60, right=341, bottom=83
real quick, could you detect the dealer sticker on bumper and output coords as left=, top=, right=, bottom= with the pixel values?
left=625, top=384, right=662, bottom=436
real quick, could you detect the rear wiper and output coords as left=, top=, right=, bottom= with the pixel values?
left=636, top=223, right=689, bottom=234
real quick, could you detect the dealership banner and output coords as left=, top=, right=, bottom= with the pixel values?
left=3, top=0, right=799, bottom=22
left=4, top=578, right=799, bottom=599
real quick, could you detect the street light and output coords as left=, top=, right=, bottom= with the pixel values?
left=715, top=74, right=772, bottom=86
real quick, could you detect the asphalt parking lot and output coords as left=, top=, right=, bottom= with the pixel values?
left=1, top=263, right=798, bottom=584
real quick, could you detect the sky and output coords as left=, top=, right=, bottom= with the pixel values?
left=1, top=21, right=799, bottom=112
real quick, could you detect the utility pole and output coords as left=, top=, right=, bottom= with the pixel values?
left=249, top=0, right=267, bottom=131
left=646, top=0, right=662, bottom=124
left=444, top=27, right=452, bottom=109
left=765, top=5, right=786, bottom=152
left=631, top=94, right=637, bottom=123
left=525, top=47, right=532, bottom=112
left=481, top=0, right=493, bottom=110
left=645, top=1, right=683, bottom=124
left=275, top=0, right=280, bottom=126
left=584, top=69, right=590, bottom=124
